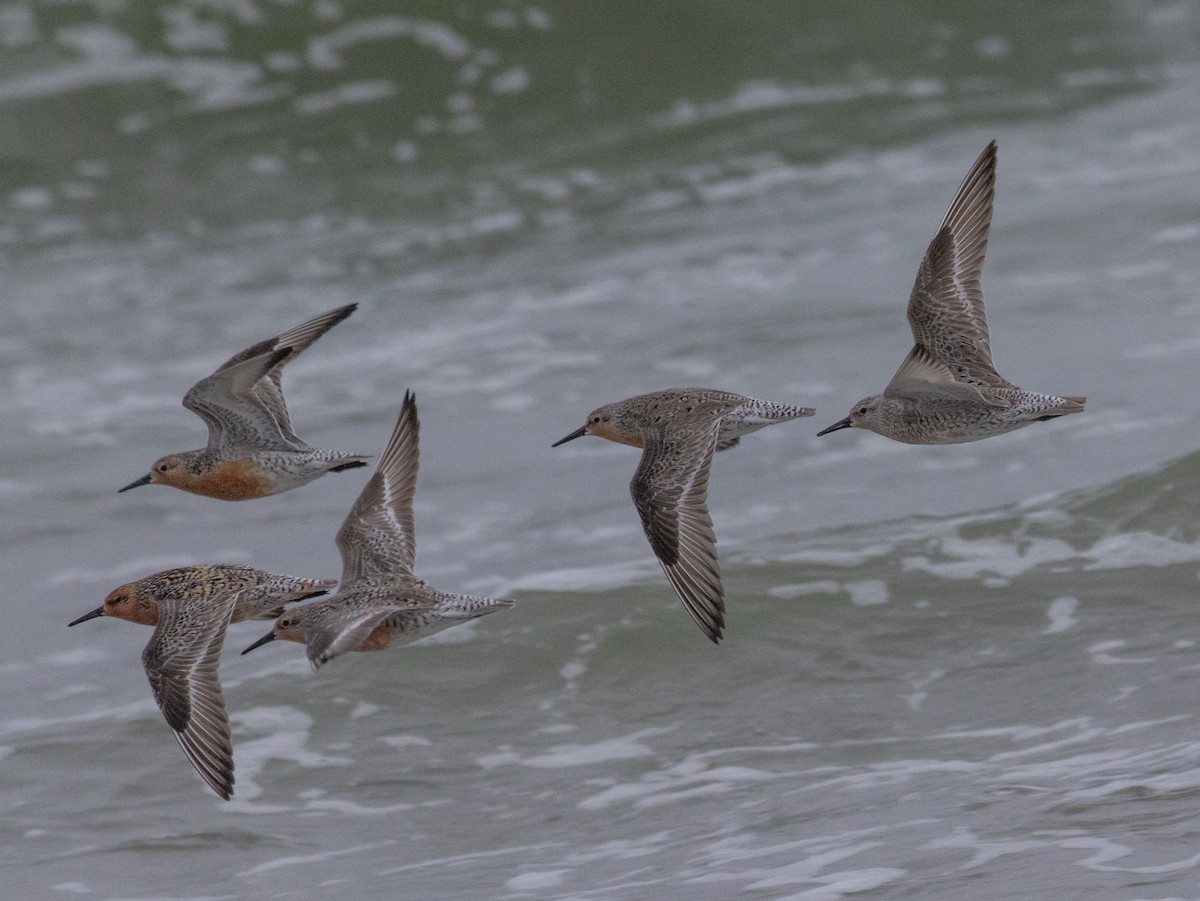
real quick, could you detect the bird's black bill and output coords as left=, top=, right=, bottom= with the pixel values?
left=241, top=630, right=276, bottom=655
left=68, top=606, right=104, bottom=626
left=551, top=427, right=587, bottom=448
left=816, top=418, right=853, bottom=437
left=118, top=473, right=153, bottom=492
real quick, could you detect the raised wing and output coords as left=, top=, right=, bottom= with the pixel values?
left=336, top=390, right=419, bottom=585
left=141, top=589, right=241, bottom=799
left=248, top=304, right=357, bottom=447
left=884, top=346, right=1006, bottom=409
left=304, top=592, right=437, bottom=670
left=906, top=140, right=1012, bottom=389
left=630, top=420, right=725, bottom=643
left=183, top=346, right=297, bottom=453
left=183, top=304, right=357, bottom=452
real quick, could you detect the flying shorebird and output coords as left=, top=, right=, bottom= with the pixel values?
left=68, top=564, right=336, bottom=799
left=242, top=391, right=514, bottom=669
left=552, top=388, right=814, bottom=643
left=817, top=140, right=1085, bottom=444
left=119, top=304, right=370, bottom=500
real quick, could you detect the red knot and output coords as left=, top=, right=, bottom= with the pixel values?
left=552, top=388, right=814, bottom=643
left=818, top=141, right=1085, bottom=444
left=242, top=391, right=514, bottom=669
left=119, top=304, right=370, bottom=500
left=69, top=564, right=336, bottom=799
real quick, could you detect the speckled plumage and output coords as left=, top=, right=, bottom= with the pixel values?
left=68, top=564, right=336, bottom=799
left=119, top=304, right=370, bottom=500
left=242, top=391, right=514, bottom=669
left=552, top=388, right=815, bottom=644
left=818, top=141, right=1085, bottom=445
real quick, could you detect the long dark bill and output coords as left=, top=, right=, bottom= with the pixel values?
left=241, top=630, right=276, bottom=655
left=68, top=607, right=104, bottom=626
left=118, top=473, right=153, bottom=492
left=816, top=418, right=853, bottom=437
left=551, top=427, right=587, bottom=448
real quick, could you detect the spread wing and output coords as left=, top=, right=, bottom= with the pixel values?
left=884, top=344, right=1004, bottom=407
left=306, top=606, right=398, bottom=670
left=336, top=391, right=419, bottom=584
left=183, top=347, right=297, bottom=453
left=906, top=140, right=1012, bottom=389
left=141, top=589, right=241, bottom=800
left=630, top=420, right=725, bottom=644
left=303, top=591, right=437, bottom=670
left=182, top=304, right=357, bottom=453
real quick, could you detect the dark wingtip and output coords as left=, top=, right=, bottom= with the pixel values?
left=328, top=460, right=369, bottom=473
left=697, top=617, right=724, bottom=645
left=552, top=426, right=587, bottom=448
left=330, top=302, right=358, bottom=325
left=241, top=630, right=276, bottom=655
left=118, top=473, right=153, bottom=493
left=68, top=606, right=105, bottom=626
left=201, top=769, right=235, bottom=800
left=816, top=417, right=853, bottom=437
left=401, top=389, right=419, bottom=430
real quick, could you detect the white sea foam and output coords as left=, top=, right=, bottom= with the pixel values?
left=1087, top=640, right=1155, bottom=665
left=901, top=536, right=1079, bottom=581
left=302, top=798, right=420, bottom=816
left=775, top=543, right=897, bottom=568
left=349, top=702, right=378, bottom=720
left=227, top=706, right=353, bottom=806
left=379, top=734, right=432, bottom=749
left=479, top=728, right=668, bottom=771
left=375, top=843, right=566, bottom=877
left=1058, top=836, right=1200, bottom=874
left=1082, top=531, right=1200, bottom=569
left=237, top=840, right=397, bottom=877
left=505, top=870, right=566, bottom=890
left=846, top=580, right=889, bottom=606
left=769, top=580, right=842, bottom=599
left=1043, top=596, right=1080, bottom=634
left=560, top=660, right=586, bottom=681
left=651, top=77, right=942, bottom=130
left=307, top=17, right=472, bottom=70
left=578, top=755, right=779, bottom=811
left=926, top=826, right=1047, bottom=871
left=294, top=80, right=396, bottom=116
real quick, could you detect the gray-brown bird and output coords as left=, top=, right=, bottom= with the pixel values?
left=69, top=564, right=335, bottom=799
left=241, top=391, right=514, bottom=669
left=552, top=388, right=814, bottom=643
left=119, top=304, right=370, bottom=500
left=818, top=140, right=1085, bottom=444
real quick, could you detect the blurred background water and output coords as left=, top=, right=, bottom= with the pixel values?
left=3, top=1, right=1200, bottom=898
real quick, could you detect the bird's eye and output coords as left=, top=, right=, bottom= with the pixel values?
left=857, top=407, right=868, bottom=415
left=590, top=416, right=601, bottom=424
left=157, top=462, right=169, bottom=472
